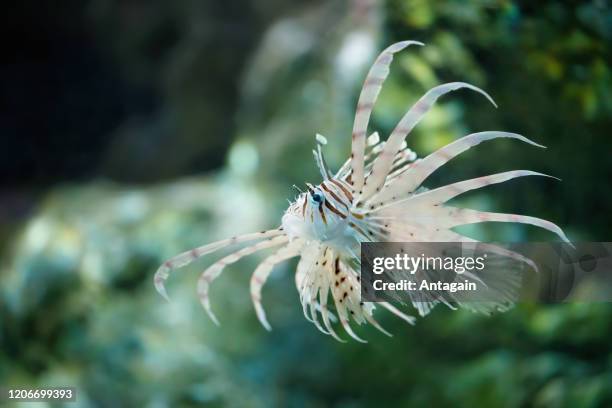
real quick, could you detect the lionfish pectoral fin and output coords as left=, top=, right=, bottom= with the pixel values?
left=330, top=293, right=367, bottom=343
left=250, top=239, right=304, bottom=331
left=451, top=251, right=525, bottom=315
left=309, top=299, right=330, bottom=335
left=317, top=268, right=345, bottom=342
left=196, top=235, right=288, bottom=325
left=340, top=317, right=367, bottom=343
left=380, top=302, right=417, bottom=325
left=154, top=228, right=285, bottom=301
left=321, top=309, right=344, bottom=342
left=363, top=311, right=393, bottom=337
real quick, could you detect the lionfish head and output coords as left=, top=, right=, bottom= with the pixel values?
left=282, top=181, right=352, bottom=244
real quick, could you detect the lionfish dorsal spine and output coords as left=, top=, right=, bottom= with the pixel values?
left=349, top=41, right=424, bottom=198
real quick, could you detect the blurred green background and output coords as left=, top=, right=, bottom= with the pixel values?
left=1, top=0, right=611, bottom=406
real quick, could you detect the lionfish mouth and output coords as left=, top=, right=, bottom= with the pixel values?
left=153, top=40, right=569, bottom=342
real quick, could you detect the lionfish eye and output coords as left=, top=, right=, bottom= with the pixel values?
left=312, top=193, right=323, bottom=203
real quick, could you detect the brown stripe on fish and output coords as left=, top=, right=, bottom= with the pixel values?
left=321, top=182, right=349, bottom=209
left=356, top=102, right=375, bottom=111
left=318, top=202, right=327, bottom=225
left=363, top=77, right=385, bottom=87
left=324, top=199, right=347, bottom=219
left=330, top=179, right=353, bottom=202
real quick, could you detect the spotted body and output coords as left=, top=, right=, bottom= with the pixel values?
left=154, top=41, right=569, bottom=342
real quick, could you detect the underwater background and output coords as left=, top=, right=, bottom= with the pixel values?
left=1, top=0, right=611, bottom=406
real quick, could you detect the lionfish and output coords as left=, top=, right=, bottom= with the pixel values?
left=154, top=41, right=569, bottom=342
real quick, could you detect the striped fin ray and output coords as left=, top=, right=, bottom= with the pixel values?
left=308, top=272, right=330, bottom=336
left=362, top=307, right=393, bottom=337
left=295, top=244, right=344, bottom=339
left=313, top=134, right=332, bottom=180
left=196, top=235, right=288, bottom=325
left=296, top=243, right=319, bottom=323
left=318, top=259, right=343, bottom=341
left=250, top=238, right=305, bottom=331
left=298, top=242, right=369, bottom=342
left=380, top=302, right=417, bottom=325
left=330, top=260, right=367, bottom=343
left=386, top=146, right=416, bottom=176
left=433, top=207, right=570, bottom=243
left=300, top=245, right=330, bottom=335
left=373, top=132, right=545, bottom=206
left=350, top=41, right=424, bottom=196
left=380, top=170, right=556, bottom=211
left=359, top=82, right=497, bottom=204
left=154, top=228, right=285, bottom=301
